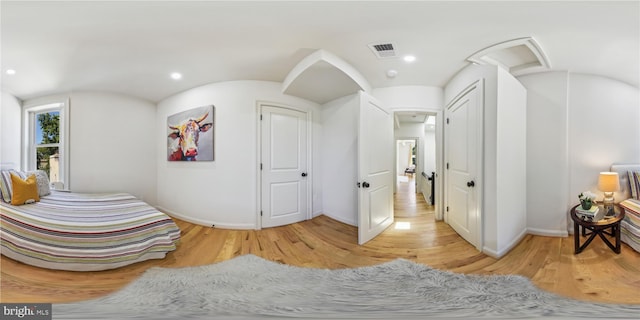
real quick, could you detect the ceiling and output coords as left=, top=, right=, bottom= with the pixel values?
left=1, top=1, right=638, bottom=103
left=395, top=111, right=429, bottom=124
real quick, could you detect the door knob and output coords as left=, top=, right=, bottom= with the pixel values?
left=362, top=181, right=370, bottom=188
left=301, top=172, right=307, bottom=177
left=467, top=180, right=475, bottom=187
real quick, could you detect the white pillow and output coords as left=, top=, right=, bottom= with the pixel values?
left=24, top=170, right=51, bottom=197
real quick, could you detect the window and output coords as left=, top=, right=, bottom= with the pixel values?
left=23, top=101, right=69, bottom=189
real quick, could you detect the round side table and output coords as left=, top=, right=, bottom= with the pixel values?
left=570, top=203, right=625, bottom=254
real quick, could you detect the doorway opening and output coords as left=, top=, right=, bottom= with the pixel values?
left=393, top=111, right=437, bottom=220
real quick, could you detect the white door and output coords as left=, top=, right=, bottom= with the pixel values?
left=260, top=105, right=308, bottom=228
left=445, top=82, right=481, bottom=249
left=358, top=91, right=394, bottom=244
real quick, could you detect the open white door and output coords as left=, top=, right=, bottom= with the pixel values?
left=358, top=91, right=394, bottom=244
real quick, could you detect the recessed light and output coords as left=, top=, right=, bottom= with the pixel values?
left=6, top=69, right=16, bottom=75
left=170, top=72, right=182, bottom=80
left=403, top=55, right=416, bottom=63
left=386, top=69, right=398, bottom=78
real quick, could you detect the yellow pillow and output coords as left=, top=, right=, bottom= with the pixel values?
left=10, top=173, right=40, bottom=205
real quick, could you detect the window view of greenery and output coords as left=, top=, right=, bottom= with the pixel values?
left=36, top=111, right=60, bottom=181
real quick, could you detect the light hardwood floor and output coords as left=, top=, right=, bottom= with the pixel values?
left=1, top=176, right=639, bottom=304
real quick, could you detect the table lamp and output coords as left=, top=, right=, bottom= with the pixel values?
left=598, top=172, right=620, bottom=215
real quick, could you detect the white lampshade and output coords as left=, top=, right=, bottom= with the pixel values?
left=598, top=172, right=620, bottom=192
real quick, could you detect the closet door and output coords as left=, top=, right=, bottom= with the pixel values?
left=260, top=105, right=309, bottom=228
left=445, top=81, right=482, bottom=250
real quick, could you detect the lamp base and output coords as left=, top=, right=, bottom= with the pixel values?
left=603, top=192, right=615, bottom=217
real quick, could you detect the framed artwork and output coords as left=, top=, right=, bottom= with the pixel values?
left=167, top=105, right=214, bottom=161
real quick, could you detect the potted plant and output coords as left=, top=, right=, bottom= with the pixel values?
left=578, top=191, right=597, bottom=210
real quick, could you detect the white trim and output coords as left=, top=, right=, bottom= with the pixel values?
left=476, top=79, right=485, bottom=253
left=466, top=37, right=551, bottom=76
left=22, top=98, right=70, bottom=190
left=157, top=206, right=256, bottom=230
left=0, top=163, right=18, bottom=170
left=321, top=212, right=356, bottom=227
left=482, top=228, right=528, bottom=259
left=392, top=108, right=444, bottom=220
left=527, top=228, right=569, bottom=238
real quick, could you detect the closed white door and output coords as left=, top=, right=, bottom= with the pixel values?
left=445, top=82, right=481, bottom=249
left=358, top=91, right=394, bottom=244
left=260, top=105, right=308, bottom=228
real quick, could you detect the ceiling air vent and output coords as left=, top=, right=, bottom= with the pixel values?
left=368, top=42, right=397, bottom=59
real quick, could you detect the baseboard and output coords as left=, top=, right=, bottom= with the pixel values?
left=156, top=206, right=256, bottom=230
left=482, top=228, right=528, bottom=259
left=321, top=211, right=357, bottom=227
left=527, top=227, right=569, bottom=237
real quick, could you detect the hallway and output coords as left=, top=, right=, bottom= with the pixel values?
left=394, top=174, right=434, bottom=218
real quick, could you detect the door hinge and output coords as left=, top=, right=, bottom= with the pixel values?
left=260, top=114, right=263, bottom=120
left=446, top=118, right=450, bottom=124
left=260, top=211, right=263, bottom=216
left=446, top=163, right=449, bottom=169
left=260, top=163, right=263, bottom=170
left=446, top=206, right=449, bottom=212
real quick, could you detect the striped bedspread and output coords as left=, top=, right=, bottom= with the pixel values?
left=1, top=191, right=180, bottom=271
left=620, top=198, right=640, bottom=253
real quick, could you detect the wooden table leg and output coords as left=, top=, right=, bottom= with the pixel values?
left=615, top=222, right=621, bottom=254
left=574, top=222, right=580, bottom=254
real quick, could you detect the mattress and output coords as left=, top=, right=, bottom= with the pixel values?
left=619, top=198, right=640, bottom=253
left=1, top=191, right=180, bottom=271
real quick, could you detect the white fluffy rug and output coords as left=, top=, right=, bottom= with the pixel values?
left=54, top=254, right=639, bottom=319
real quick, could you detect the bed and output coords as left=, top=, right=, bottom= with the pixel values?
left=0, top=169, right=180, bottom=271
left=610, top=164, right=640, bottom=253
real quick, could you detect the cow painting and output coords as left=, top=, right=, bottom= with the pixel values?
left=167, top=105, right=214, bottom=161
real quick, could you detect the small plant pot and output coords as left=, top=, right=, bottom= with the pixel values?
left=580, top=200, right=593, bottom=210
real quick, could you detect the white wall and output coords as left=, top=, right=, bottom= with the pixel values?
left=71, top=92, right=158, bottom=203
left=156, top=80, right=321, bottom=229
left=396, top=125, right=423, bottom=157
left=495, top=67, right=527, bottom=254
left=22, top=92, right=158, bottom=203
left=395, top=124, right=425, bottom=141
left=321, top=94, right=359, bottom=226
left=567, top=74, right=640, bottom=216
left=373, top=86, right=443, bottom=110
left=518, top=72, right=570, bottom=237
left=423, top=128, right=436, bottom=203
left=519, top=72, right=640, bottom=235
left=424, top=129, right=436, bottom=176
left=1, top=92, right=21, bottom=169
